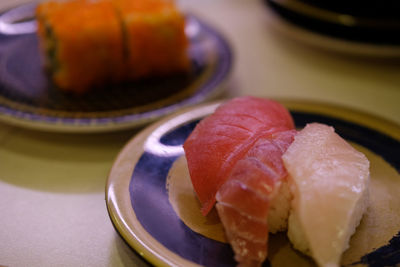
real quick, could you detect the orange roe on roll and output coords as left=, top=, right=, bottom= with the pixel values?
left=36, top=0, right=189, bottom=93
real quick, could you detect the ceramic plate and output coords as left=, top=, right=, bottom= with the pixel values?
left=0, top=3, right=232, bottom=132
left=106, top=99, right=400, bottom=267
left=263, top=0, right=400, bottom=58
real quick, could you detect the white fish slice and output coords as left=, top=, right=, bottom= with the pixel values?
left=283, top=123, right=370, bottom=267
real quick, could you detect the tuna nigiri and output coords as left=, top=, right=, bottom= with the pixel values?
left=282, top=123, right=370, bottom=267
left=183, top=96, right=296, bottom=265
left=183, top=96, right=295, bottom=216
left=216, top=129, right=296, bottom=265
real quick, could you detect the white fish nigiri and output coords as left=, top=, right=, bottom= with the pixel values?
left=282, top=123, right=370, bottom=267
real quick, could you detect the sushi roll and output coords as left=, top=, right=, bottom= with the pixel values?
left=112, top=0, right=190, bottom=79
left=36, top=0, right=189, bottom=93
left=36, top=0, right=126, bottom=93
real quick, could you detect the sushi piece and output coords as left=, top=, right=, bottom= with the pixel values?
left=216, top=129, right=296, bottom=266
left=113, top=0, right=190, bottom=79
left=36, top=0, right=126, bottom=93
left=184, top=98, right=371, bottom=266
left=36, top=0, right=189, bottom=93
left=183, top=96, right=295, bottom=216
left=282, top=123, right=370, bottom=267
left=183, top=96, right=296, bottom=266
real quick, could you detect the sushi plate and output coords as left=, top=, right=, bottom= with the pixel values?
left=263, top=0, right=400, bottom=58
left=106, top=99, right=400, bottom=267
left=0, top=3, right=232, bottom=133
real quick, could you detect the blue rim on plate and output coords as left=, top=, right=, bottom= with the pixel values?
left=0, top=3, right=232, bottom=132
left=106, top=100, right=400, bottom=267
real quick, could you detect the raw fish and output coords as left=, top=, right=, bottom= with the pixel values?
left=282, top=123, right=370, bottom=267
left=183, top=96, right=295, bottom=216
left=216, top=130, right=296, bottom=266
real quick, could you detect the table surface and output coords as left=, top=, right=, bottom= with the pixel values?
left=0, top=0, right=399, bottom=266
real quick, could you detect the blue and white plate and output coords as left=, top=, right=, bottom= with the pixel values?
left=106, top=99, right=400, bottom=267
left=0, top=3, right=232, bottom=132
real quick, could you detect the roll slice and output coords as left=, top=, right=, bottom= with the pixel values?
left=36, top=0, right=125, bottom=93
left=112, top=0, right=190, bottom=79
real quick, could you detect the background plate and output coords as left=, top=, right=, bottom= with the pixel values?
left=264, top=0, right=400, bottom=58
left=106, top=99, right=400, bottom=267
left=0, top=3, right=232, bottom=132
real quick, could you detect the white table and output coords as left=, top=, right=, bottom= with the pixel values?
left=1, top=0, right=399, bottom=266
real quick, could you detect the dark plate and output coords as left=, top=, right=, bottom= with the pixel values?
left=265, top=0, right=400, bottom=45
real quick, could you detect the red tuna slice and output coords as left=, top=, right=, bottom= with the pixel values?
left=216, top=130, right=297, bottom=266
left=183, top=96, right=295, bottom=215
